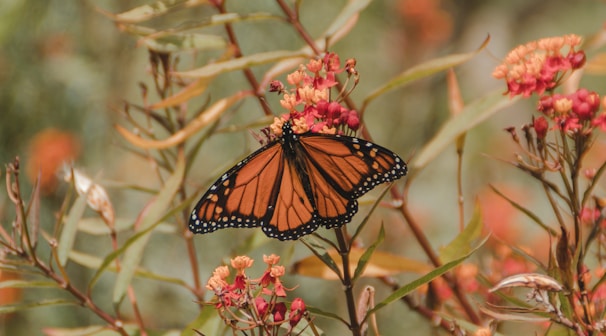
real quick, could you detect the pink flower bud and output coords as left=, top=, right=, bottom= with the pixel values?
left=255, top=296, right=269, bottom=317
left=272, top=302, right=287, bottom=323
left=533, top=116, right=548, bottom=139
left=289, top=298, right=306, bottom=327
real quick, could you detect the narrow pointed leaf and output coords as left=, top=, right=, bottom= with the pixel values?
left=181, top=305, right=225, bottom=336
left=439, top=203, right=483, bottom=263
left=299, top=236, right=342, bottom=279
left=352, top=224, right=384, bottom=282
left=143, top=33, right=226, bottom=53
left=490, top=185, right=557, bottom=236
left=105, top=0, right=209, bottom=24
left=116, top=91, right=251, bottom=149
left=0, top=299, right=75, bottom=314
left=174, top=50, right=311, bottom=78
left=364, top=235, right=488, bottom=320
left=58, top=191, right=88, bottom=266
left=363, top=36, right=489, bottom=108
left=412, top=90, right=519, bottom=171
left=150, top=77, right=211, bottom=109
left=0, top=280, right=58, bottom=289
left=323, top=0, right=371, bottom=39
left=294, top=247, right=431, bottom=280
left=112, top=151, right=185, bottom=303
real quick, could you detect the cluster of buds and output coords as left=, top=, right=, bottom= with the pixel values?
left=494, top=34, right=606, bottom=140
left=205, top=255, right=309, bottom=334
left=268, top=52, right=360, bottom=137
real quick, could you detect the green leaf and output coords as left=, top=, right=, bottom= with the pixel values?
left=412, top=90, right=519, bottom=171
left=0, top=299, right=75, bottom=314
left=439, top=203, right=483, bottom=263
left=0, top=280, right=58, bottom=289
left=323, top=0, right=372, bottom=39
left=174, top=50, right=311, bottom=79
left=69, top=250, right=188, bottom=286
left=108, top=0, right=209, bottom=24
left=351, top=183, right=392, bottom=243
left=143, top=33, right=226, bottom=53
left=362, top=36, right=489, bottom=109
left=58, top=191, right=88, bottom=266
left=41, top=325, right=139, bottom=336
left=299, top=236, right=342, bottom=280
left=182, top=306, right=225, bottom=336
left=352, top=224, right=384, bottom=282
left=112, top=152, right=186, bottom=304
left=364, top=235, right=488, bottom=321
left=490, top=185, right=557, bottom=237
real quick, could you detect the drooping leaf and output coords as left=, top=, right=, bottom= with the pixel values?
left=112, top=151, right=185, bottom=304
left=0, top=299, right=75, bottom=314
left=363, top=235, right=488, bottom=321
left=0, top=280, right=58, bottom=289
left=182, top=306, right=225, bottom=336
left=299, top=236, right=342, bottom=280
left=412, top=90, right=519, bottom=171
left=57, top=191, right=88, bottom=266
left=439, top=203, right=483, bottom=263
left=42, top=324, right=139, bottom=336
left=174, top=50, right=311, bottom=79
left=69, top=250, right=188, bottom=286
left=115, top=91, right=251, bottom=149
left=362, top=36, right=490, bottom=110
left=103, top=0, right=209, bottom=24
left=352, top=224, right=385, bottom=282
left=149, top=77, right=212, bottom=109
left=142, top=33, right=226, bottom=53
left=323, top=0, right=371, bottom=40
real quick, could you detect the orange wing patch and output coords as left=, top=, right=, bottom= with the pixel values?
left=265, top=159, right=317, bottom=239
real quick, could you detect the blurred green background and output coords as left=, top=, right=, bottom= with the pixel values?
left=1, top=0, right=605, bottom=335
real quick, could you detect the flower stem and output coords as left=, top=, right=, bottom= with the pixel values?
left=334, top=226, right=361, bottom=336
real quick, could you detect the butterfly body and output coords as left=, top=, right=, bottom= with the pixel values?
left=189, top=121, right=407, bottom=240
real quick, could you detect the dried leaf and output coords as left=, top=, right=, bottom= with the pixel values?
left=294, top=246, right=431, bottom=280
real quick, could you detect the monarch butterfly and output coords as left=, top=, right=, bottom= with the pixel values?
left=189, top=121, right=407, bottom=240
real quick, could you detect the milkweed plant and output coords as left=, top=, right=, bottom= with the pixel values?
left=1, top=1, right=606, bottom=336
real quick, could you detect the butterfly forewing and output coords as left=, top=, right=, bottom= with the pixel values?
left=189, top=142, right=283, bottom=234
left=301, top=134, right=407, bottom=198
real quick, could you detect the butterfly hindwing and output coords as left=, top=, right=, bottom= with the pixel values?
left=262, top=156, right=318, bottom=240
left=298, top=133, right=407, bottom=228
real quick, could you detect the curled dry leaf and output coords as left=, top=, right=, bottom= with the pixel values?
left=489, top=273, right=564, bottom=293
left=63, top=166, right=115, bottom=228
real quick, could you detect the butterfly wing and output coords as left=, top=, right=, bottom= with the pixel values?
left=189, top=141, right=285, bottom=234
left=189, top=139, right=320, bottom=241
left=298, top=133, right=407, bottom=229
left=261, top=155, right=318, bottom=240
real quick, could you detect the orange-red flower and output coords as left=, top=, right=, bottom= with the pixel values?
left=26, top=128, right=80, bottom=194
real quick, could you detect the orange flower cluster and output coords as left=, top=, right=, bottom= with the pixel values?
left=269, top=53, right=360, bottom=137
left=493, top=34, right=585, bottom=98
left=494, top=35, right=606, bottom=137
left=205, top=255, right=308, bottom=333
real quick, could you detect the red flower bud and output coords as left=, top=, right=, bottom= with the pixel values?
left=255, top=296, right=269, bottom=317
left=289, top=298, right=306, bottom=327
left=533, top=116, right=549, bottom=139
left=272, top=302, right=287, bottom=323
left=568, top=51, right=586, bottom=69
